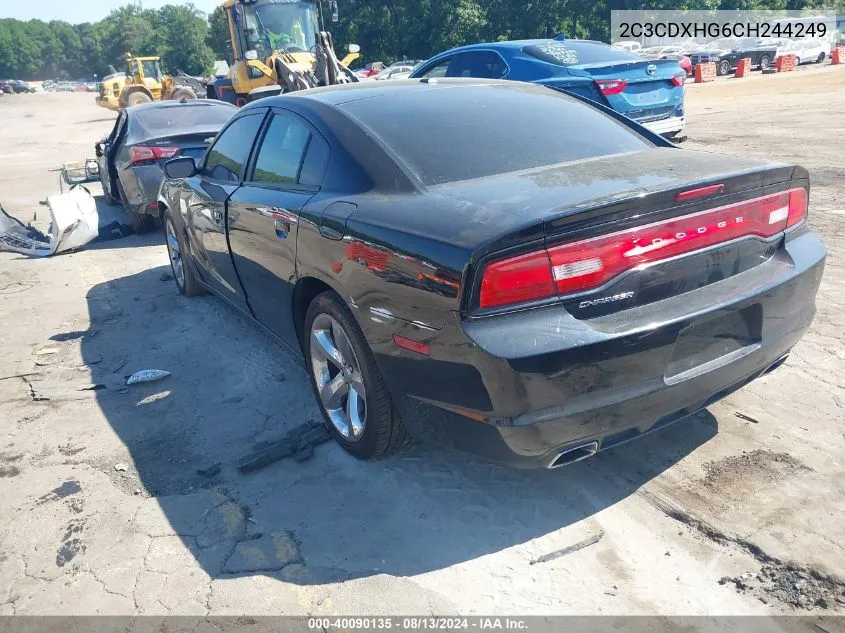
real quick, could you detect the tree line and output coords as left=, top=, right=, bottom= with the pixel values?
left=0, top=0, right=841, bottom=80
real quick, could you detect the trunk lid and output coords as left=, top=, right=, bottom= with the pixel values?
left=564, top=58, right=683, bottom=115
left=432, top=149, right=806, bottom=317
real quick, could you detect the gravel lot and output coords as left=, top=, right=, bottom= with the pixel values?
left=0, top=65, right=843, bottom=616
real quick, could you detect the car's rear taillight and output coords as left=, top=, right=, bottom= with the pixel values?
left=786, top=187, right=808, bottom=228
left=129, top=145, right=180, bottom=165
left=479, top=250, right=555, bottom=308
left=595, top=79, right=627, bottom=96
left=671, top=74, right=685, bottom=87
left=477, top=188, right=807, bottom=309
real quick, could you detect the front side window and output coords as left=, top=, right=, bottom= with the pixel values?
left=250, top=114, right=311, bottom=185
left=417, top=57, right=452, bottom=78
left=204, top=113, right=264, bottom=182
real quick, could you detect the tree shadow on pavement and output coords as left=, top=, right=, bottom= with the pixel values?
left=76, top=266, right=717, bottom=584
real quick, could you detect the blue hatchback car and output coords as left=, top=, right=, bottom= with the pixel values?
left=410, top=39, right=687, bottom=139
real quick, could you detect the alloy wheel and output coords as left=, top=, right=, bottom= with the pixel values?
left=165, top=219, right=184, bottom=289
left=310, top=313, right=367, bottom=441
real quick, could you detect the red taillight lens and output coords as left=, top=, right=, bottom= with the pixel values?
left=478, top=188, right=806, bottom=309
left=129, top=145, right=180, bottom=165
left=479, top=250, right=555, bottom=308
left=595, top=79, right=627, bottom=96
left=671, top=74, right=685, bottom=87
left=786, top=187, right=808, bottom=228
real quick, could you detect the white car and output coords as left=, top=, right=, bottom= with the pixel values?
left=612, top=41, right=641, bottom=52
left=374, top=65, right=415, bottom=80
left=780, top=39, right=831, bottom=64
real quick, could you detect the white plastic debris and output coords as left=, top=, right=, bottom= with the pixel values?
left=126, top=369, right=171, bottom=385
left=0, top=189, right=99, bottom=257
left=114, top=463, right=129, bottom=472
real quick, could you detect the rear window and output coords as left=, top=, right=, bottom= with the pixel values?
left=132, top=103, right=236, bottom=138
left=522, top=41, right=642, bottom=66
left=343, top=83, right=652, bottom=186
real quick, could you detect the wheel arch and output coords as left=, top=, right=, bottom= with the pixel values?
left=292, top=275, right=340, bottom=354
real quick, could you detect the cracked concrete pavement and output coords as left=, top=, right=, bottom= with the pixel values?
left=0, top=66, right=844, bottom=616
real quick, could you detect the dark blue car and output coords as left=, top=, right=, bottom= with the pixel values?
left=410, top=39, right=687, bottom=139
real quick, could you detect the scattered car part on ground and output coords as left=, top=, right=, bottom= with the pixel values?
left=96, top=99, right=237, bottom=233
left=0, top=188, right=100, bottom=257
left=158, top=79, right=825, bottom=468
left=126, top=369, right=171, bottom=385
left=410, top=39, right=688, bottom=140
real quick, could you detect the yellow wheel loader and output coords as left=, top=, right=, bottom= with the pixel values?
left=207, top=0, right=361, bottom=105
left=96, top=55, right=200, bottom=111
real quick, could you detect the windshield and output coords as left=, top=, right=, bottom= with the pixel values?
left=130, top=103, right=237, bottom=142
left=142, top=61, right=162, bottom=81
left=706, top=38, right=736, bottom=50
left=344, top=83, right=652, bottom=186
left=243, top=1, right=319, bottom=55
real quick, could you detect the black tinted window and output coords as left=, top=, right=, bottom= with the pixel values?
left=250, top=114, right=310, bottom=185
left=204, top=113, right=264, bottom=182
left=447, top=51, right=508, bottom=78
left=523, top=41, right=641, bottom=66
left=298, top=133, right=330, bottom=187
left=344, top=83, right=652, bottom=186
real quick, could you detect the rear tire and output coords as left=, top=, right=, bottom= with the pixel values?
left=304, top=291, right=409, bottom=459
left=817, top=53, right=825, bottom=63
left=126, top=207, right=156, bottom=233
left=162, top=208, right=203, bottom=296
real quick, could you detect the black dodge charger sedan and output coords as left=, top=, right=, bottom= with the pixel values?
left=159, top=79, right=825, bottom=468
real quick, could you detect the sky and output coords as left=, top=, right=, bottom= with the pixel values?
left=2, top=0, right=222, bottom=24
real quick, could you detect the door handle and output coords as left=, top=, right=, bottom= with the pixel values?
left=272, top=212, right=291, bottom=239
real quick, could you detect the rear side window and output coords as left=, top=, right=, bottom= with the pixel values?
left=523, top=41, right=641, bottom=66
left=204, top=113, right=264, bottom=182
left=344, top=83, right=652, bottom=186
left=250, top=114, right=310, bottom=185
left=446, top=51, right=508, bottom=78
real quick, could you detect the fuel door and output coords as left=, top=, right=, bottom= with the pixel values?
left=319, top=201, right=357, bottom=240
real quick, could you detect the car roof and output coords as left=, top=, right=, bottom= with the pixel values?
left=244, top=77, right=541, bottom=110
left=422, top=39, right=611, bottom=56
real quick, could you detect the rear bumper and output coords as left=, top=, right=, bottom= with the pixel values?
left=642, top=115, right=685, bottom=137
left=373, top=230, right=826, bottom=468
left=120, top=164, right=165, bottom=214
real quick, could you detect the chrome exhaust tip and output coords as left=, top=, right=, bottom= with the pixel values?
left=547, top=440, right=599, bottom=469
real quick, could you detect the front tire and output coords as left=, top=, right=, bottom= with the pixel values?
left=717, top=60, right=731, bottom=76
left=162, top=208, right=203, bottom=296
left=304, top=291, right=409, bottom=459
left=127, top=91, right=152, bottom=107
left=759, top=55, right=771, bottom=71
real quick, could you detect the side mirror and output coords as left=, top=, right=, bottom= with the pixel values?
left=164, top=157, right=198, bottom=180
left=348, top=43, right=360, bottom=54
left=94, top=143, right=103, bottom=158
